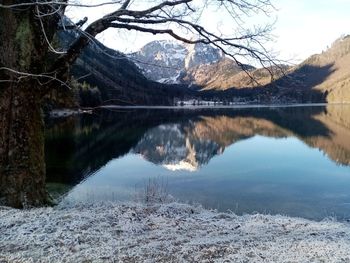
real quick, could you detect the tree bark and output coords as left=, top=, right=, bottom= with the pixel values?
left=0, top=3, right=59, bottom=208
left=0, top=81, right=51, bottom=208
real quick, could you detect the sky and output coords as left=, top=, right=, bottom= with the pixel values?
left=66, top=0, right=350, bottom=63
left=273, top=0, right=350, bottom=62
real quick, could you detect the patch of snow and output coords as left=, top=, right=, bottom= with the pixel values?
left=163, top=160, right=198, bottom=172
left=156, top=75, right=181, bottom=84
left=49, top=109, right=91, bottom=118
left=1, top=202, right=350, bottom=262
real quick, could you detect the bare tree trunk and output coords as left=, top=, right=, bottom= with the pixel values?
left=0, top=4, right=57, bottom=208
left=0, top=81, right=51, bottom=208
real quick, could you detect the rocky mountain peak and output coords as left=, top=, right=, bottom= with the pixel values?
left=184, top=42, right=223, bottom=69
left=128, top=40, right=225, bottom=83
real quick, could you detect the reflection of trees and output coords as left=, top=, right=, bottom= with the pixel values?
left=190, top=106, right=350, bottom=166
left=190, top=116, right=290, bottom=146
left=305, top=105, right=350, bottom=166
left=45, top=106, right=350, bottom=191
left=45, top=111, right=154, bottom=185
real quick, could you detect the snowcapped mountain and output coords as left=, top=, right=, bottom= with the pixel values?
left=128, top=40, right=187, bottom=83
left=128, top=40, right=224, bottom=84
left=184, top=42, right=223, bottom=69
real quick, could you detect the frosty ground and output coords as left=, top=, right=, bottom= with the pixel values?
left=1, top=202, right=350, bottom=262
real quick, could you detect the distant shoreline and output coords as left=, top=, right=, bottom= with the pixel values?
left=100, top=103, right=332, bottom=110
left=48, top=103, right=350, bottom=118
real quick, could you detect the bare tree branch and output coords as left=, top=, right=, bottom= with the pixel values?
left=1, top=0, right=278, bottom=86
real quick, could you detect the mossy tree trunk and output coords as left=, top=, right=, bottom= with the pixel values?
left=0, top=3, right=62, bottom=208
left=0, top=81, right=50, bottom=208
left=0, top=1, right=97, bottom=208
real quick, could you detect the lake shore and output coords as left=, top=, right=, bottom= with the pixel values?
left=1, top=202, right=350, bottom=262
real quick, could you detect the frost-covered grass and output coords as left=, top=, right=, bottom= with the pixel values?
left=1, top=202, right=350, bottom=262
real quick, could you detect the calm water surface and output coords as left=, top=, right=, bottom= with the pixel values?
left=45, top=105, right=350, bottom=220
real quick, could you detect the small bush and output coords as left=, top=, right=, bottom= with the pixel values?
left=134, top=177, right=173, bottom=204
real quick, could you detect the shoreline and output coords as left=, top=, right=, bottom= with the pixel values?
left=47, top=103, right=346, bottom=118
left=1, top=201, right=350, bottom=262
left=100, top=102, right=330, bottom=110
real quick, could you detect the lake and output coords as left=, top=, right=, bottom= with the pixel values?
left=45, top=104, right=350, bottom=220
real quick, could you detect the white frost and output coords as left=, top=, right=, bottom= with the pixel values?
left=1, top=202, right=350, bottom=262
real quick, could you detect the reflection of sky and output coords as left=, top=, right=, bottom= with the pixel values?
left=64, top=135, right=350, bottom=220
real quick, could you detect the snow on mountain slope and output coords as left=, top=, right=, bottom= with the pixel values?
left=184, top=42, right=223, bottom=69
left=129, top=40, right=224, bottom=84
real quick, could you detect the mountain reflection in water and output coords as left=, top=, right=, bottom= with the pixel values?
left=45, top=105, right=350, bottom=220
